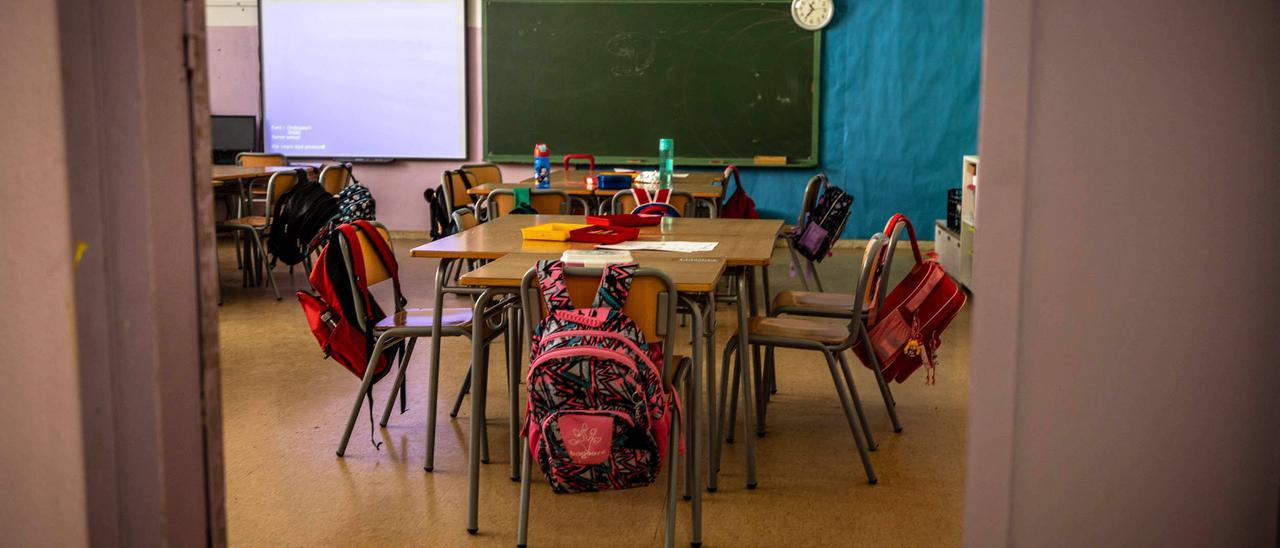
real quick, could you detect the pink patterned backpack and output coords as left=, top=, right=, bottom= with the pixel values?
left=525, top=260, right=677, bottom=493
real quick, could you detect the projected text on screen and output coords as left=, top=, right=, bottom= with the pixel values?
left=261, top=0, right=466, bottom=159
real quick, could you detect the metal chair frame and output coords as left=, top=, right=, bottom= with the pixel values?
left=215, top=169, right=297, bottom=299
left=715, top=234, right=892, bottom=487
left=331, top=222, right=508, bottom=466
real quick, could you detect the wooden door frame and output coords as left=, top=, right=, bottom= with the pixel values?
left=57, top=0, right=224, bottom=543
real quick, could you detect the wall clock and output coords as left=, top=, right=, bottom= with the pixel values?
left=792, top=0, right=833, bottom=31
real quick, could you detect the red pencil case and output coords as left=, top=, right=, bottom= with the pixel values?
left=586, top=214, right=662, bottom=227
left=568, top=225, right=639, bottom=244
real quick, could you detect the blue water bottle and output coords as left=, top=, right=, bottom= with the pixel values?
left=533, top=143, right=551, bottom=189
left=657, top=138, right=674, bottom=190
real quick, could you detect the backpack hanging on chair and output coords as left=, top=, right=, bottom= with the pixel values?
left=296, top=220, right=406, bottom=448
left=335, top=167, right=376, bottom=223
left=853, top=214, right=967, bottom=385
left=631, top=187, right=682, bottom=217
left=524, top=260, right=679, bottom=493
left=267, top=171, right=339, bottom=267
left=719, top=165, right=760, bottom=219
left=794, top=174, right=853, bottom=262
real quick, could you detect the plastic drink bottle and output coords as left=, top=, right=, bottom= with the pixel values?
left=657, top=138, right=674, bottom=190
left=534, top=143, right=550, bottom=189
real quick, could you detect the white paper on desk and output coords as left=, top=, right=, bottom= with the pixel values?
left=611, top=168, right=637, bottom=173
left=597, top=241, right=719, bottom=253
left=672, top=173, right=690, bottom=178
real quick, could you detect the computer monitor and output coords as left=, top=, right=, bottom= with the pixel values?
left=212, top=115, right=257, bottom=165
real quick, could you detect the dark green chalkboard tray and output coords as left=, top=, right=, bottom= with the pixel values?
left=483, top=0, right=821, bottom=167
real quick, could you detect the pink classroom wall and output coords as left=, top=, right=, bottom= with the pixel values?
left=0, top=1, right=90, bottom=544
left=208, top=25, right=522, bottom=232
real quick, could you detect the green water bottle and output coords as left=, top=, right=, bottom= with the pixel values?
left=657, top=138, right=674, bottom=190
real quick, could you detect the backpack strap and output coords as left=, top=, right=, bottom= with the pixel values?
left=536, top=260, right=574, bottom=313
left=721, top=165, right=741, bottom=203
left=882, top=213, right=923, bottom=264
left=591, top=262, right=637, bottom=309
left=350, top=220, right=407, bottom=311
left=334, top=224, right=376, bottom=327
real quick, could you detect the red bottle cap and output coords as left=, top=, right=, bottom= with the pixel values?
left=534, top=143, right=549, bottom=157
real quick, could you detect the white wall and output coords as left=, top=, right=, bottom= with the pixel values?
left=966, top=1, right=1280, bottom=546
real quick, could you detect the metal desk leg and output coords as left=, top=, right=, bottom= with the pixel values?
left=736, top=270, right=758, bottom=489
left=679, top=294, right=703, bottom=546
left=425, top=258, right=452, bottom=472
left=746, top=268, right=767, bottom=436
left=467, top=288, right=495, bottom=534
left=508, top=304, right=523, bottom=481
left=702, top=292, right=719, bottom=493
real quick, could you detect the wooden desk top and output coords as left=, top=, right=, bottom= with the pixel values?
left=465, top=170, right=725, bottom=199
left=211, top=165, right=304, bottom=181
left=410, top=214, right=781, bottom=266
left=459, top=253, right=726, bottom=293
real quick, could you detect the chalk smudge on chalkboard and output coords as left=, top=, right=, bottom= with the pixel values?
left=606, top=32, right=656, bottom=77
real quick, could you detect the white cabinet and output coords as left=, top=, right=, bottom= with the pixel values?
left=938, top=155, right=977, bottom=291
left=935, top=220, right=962, bottom=276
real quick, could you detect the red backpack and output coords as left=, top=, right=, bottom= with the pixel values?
left=719, top=165, right=760, bottom=219
left=297, top=220, right=405, bottom=447
left=854, top=214, right=967, bottom=384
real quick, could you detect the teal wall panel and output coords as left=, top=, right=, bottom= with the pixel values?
left=736, top=0, right=982, bottom=238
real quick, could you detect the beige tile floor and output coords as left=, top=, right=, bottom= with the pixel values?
left=218, top=238, right=969, bottom=547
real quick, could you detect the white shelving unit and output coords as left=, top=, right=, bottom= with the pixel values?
left=936, top=155, right=977, bottom=290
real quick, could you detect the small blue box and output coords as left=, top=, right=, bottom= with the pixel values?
left=596, top=173, right=634, bottom=190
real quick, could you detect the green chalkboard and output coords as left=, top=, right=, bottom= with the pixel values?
left=483, top=0, right=820, bottom=167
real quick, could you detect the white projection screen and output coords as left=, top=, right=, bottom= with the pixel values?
left=260, top=0, right=466, bottom=159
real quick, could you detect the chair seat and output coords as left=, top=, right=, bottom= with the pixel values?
left=771, top=290, right=855, bottom=316
left=221, top=215, right=268, bottom=228
left=749, top=316, right=849, bottom=345
left=375, top=307, right=473, bottom=330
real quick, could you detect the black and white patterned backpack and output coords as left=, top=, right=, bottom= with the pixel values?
left=336, top=170, right=376, bottom=223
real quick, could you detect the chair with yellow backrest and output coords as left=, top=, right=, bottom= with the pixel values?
left=714, top=234, right=886, bottom=490
left=451, top=208, right=479, bottom=233
left=441, top=169, right=480, bottom=218
left=318, top=163, right=352, bottom=195
left=235, top=152, right=290, bottom=221
left=482, top=188, right=573, bottom=218
left=609, top=188, right=697, bottom=217
left=216, top=169, right=299, bottom=299
left=515, top=264, right=693, bottom=548
left=235, top=152, right=287, bottom=167
left=334, top=222, right=507, bottom=459
left=460, top=162, right=503, bottom=186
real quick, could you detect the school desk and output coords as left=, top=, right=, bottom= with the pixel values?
left=210, top=164, right=318, bottom=187
left=464, top=169, right=726, bottom=215
left=410, top=214, right=782, bottom=537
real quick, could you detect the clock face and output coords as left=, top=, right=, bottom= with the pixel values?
left=791, top=0, right=833, bottom=31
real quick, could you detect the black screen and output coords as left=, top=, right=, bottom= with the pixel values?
left=212, top=115, right=257, bottom=153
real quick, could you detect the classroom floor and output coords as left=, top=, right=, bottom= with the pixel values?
left=217, top=237, right=969, bottom=547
